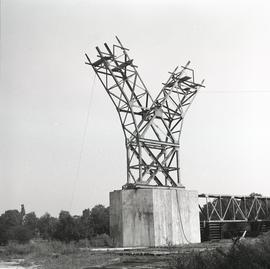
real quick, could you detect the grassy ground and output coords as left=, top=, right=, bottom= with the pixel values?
left=0, top=239, right=233, bottom=268
left=0, top=234, right=269, bottom=269
left=0, top=240, right=120, bottom=268
left=0, top=240, right=172, bottom=268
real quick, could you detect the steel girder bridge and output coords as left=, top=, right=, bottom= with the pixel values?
left=85, top=37, right=204, bottom=188
left=199, top=194, right=270, bottom=240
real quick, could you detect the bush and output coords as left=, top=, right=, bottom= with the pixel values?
left=49, top=240, right=78, bottom=255
left=89, top=234, right=112, bottom=247
left=4, top=241, right=36, bottom=256
left=75, top=238, right=92, bottom=248
left=12, top=226, right=33, bottom=244
left=3, top=240, right=79, bottom=258
left=171, top=233, right=270, bottom=269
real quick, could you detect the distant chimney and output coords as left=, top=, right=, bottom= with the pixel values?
left=20, top=204, right=25, bottom=217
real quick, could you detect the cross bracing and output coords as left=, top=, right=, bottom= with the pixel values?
left=85, top=37, right=204, bottom=188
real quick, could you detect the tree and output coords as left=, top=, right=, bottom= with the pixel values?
left=78, top=209, right=93, bottom=239
left=24, top=212, right=38, bottom=234
left=0, top=210, right=22, bottom=241
left=249, top=192, right=262, bottom=197
left=0, top=216, right=8, bottom=245
left=1, top=210, right=22, bottom=227
left=37, top=213, right=57, bottom=239
left=90, top=205, right=109, bottom=235
left=53, top=211, right=80, bottom=242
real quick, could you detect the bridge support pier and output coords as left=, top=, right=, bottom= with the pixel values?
left=110, top=187, right=200, bottom=247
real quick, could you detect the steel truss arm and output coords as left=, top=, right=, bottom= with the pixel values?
left=85, top=37, right=204, bottom=187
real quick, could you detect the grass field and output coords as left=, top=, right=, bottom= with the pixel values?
left=0, top=233, right=269, bottom=269
left=0, top=240, right=120, bottom=268
left=0, top=239, right=231, bottom=268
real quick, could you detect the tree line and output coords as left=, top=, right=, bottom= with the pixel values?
left=0, top=204, right=109, bottom=245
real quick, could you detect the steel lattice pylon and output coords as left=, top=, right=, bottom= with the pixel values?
left=85, top=37, right=204, bottom=188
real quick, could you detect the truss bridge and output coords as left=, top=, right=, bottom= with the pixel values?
left=199, top=194, right=270, bottom=241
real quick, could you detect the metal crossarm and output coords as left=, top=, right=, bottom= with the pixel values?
left=85, top=37, right=204, bottom=188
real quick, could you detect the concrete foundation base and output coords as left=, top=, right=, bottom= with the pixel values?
left=110, top=187, right=200, bottom=247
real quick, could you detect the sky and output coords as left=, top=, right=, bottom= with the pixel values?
left=1, top=0, right=270, bottom=217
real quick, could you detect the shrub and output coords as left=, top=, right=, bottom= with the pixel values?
left=171, top=232, right=270, bottom=269
left=90, top=234, right=112, bottom=247
left=3, top=240, right=80, bottom=258
left=46, top=240, right=78, bottom=255
left=4, top=241, right=35, bottom=256
left=75, top=238, right=92, bottom=248
left=12, top=226, right=33, bottom=244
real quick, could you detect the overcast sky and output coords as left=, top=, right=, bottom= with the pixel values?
left=1, top=0, right=270, bottom=217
